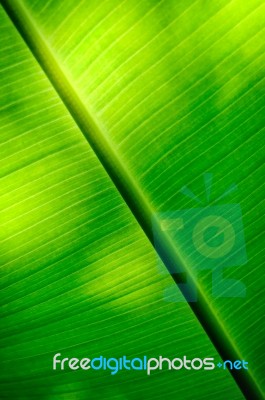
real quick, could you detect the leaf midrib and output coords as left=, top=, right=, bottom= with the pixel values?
left=1, top=1, right=263, bottom=399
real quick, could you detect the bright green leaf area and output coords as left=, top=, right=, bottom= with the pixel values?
left=1, top=0, right=264, bottom=399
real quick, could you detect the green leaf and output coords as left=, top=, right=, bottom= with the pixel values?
left=1, top=0, right=264, bottom=399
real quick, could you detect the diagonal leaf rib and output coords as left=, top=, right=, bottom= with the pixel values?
left=1, top=1, right=263, bottom=399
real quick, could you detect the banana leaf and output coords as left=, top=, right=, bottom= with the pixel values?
left=1, top=0, right=264, bottom=399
